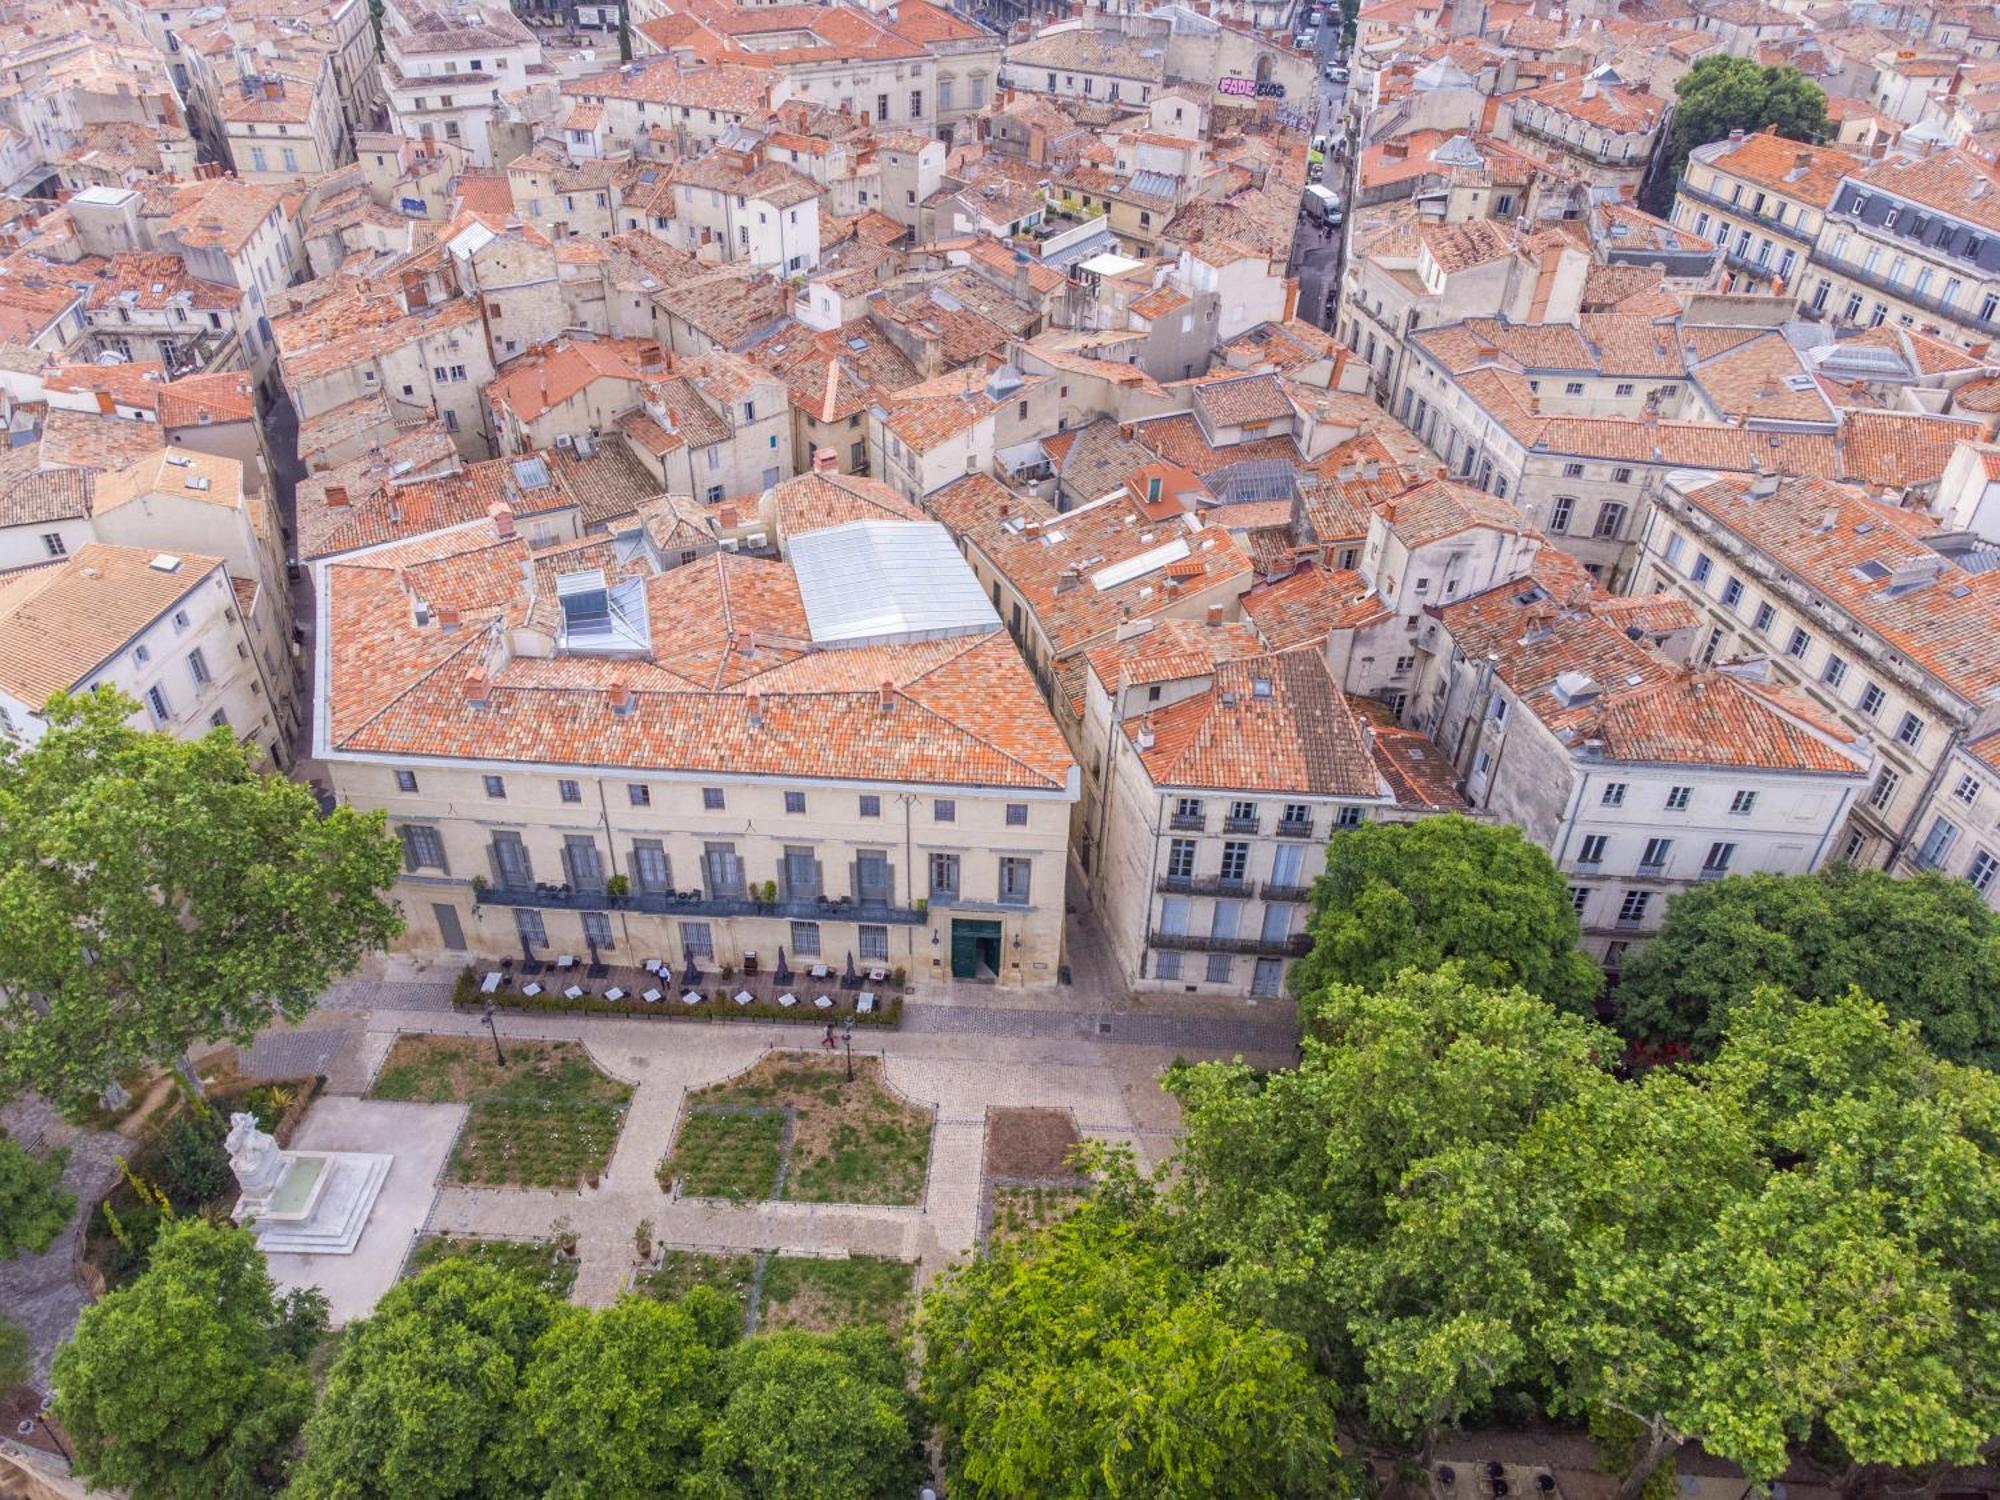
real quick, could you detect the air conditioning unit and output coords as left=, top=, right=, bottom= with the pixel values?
left=555, top=433, right=575, bottom=450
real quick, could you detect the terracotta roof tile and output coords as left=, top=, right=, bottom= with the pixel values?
left=1242, top=565, right=1390, bottom=647
left=1676, top=473, right=2000, bottom=699
left=321, top=519, right=1074, bottom=790
left=0, top=543, right=220, bottom=707
left=1124, top=648, right=1386, bottom=797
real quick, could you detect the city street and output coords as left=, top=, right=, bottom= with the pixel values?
left=1292, top=15, right=1349, bottom=330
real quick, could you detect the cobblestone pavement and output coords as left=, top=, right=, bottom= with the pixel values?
left=327, top=992, right=1290, bottom=1312
left=0, top=1099, right=125, bottom=1388
left=7, top=949, right=1294, bottom=1375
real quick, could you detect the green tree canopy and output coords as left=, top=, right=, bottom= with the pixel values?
left=1314, top=986, right=2000, bottom=1492
left=1614, top=866, right=2000, bottom=1065
left=287, top=1258, right=561, bottom=1500
left=1288, top=815, right=1602, bottom=1014
left=1166, top=966, right=1619, bottom=1450
left=0, top=1131, right=72, bottom=1258
left=693, top=1327, right=923, bottom=1500
left=500, top=1296, right=723, bottom=1500
left=919, top=1187, right=1340, bottom=1499
left=1643, top=58, right=1828, bottom=213
left=52, top=1219, right=312, bottom=1500
left=0, top=688, right=404, bottom=1112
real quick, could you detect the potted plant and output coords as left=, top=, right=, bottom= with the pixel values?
left=634, top=1217, right=654, bottom=1264
left=605, top=874, right=630, bottom=899
left=469, top=874, right=488, bottom=894
left=551, top=1215, right=579, bottom=1259
left=914, top=896, right=927, bottom=914
left=892, top=966, right=907, bottom=990
left=761, top=879, right=778, bottom=903
left=719, top=960, right=736, bottom=981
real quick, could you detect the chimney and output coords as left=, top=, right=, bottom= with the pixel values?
left=1795, top=151, right=1813, bottom=173
left=748, top=691, right=763, bottom=725
left=1728, top=128, right=1744, bottom=142
left=489, top=501, right=515, bottom=539
left=437, top=607, right=461, bottom=633
left=1023, top=519, right=1044, bottom=538
left=813, top=446, right=838, bottom=473
left=608, top=681, right=636, bottom=715
left=463, top=669, right=491, bottom=709
left=1206, top=603, right=1224, bottom=626
left=325, top=483, right=348, bottom=508
left=878, top=680, right=895, bottom=713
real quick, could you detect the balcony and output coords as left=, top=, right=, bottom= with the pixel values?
left=1274, top=817, right=1316, bottom=840
left=1510, top=113, right=1645, bottom=168
left=1811, top=250, right=1996, bottom=329
left=1222, top=815, right=1260, bottom=835
left=1150, top=931, right=1313, bottom=958
left=1635, top=860, right=1669, bottom=878
left=1259, top=882, right=1314, bottom=903
left=473, top=883, right=928, bottom=925
left=1674, top=179, right=1816, bottom=247
left=1156, top=874, right=1256, bottom=897
left=1169, top=813, right=1206, bottom=832
left=1721, top=243, right=1790, bottom=283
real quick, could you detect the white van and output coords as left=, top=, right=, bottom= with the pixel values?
left=1302, top=184, right=1342, bottom=225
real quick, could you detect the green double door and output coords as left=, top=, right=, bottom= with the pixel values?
left=949, top=919, right=1003, bottom=981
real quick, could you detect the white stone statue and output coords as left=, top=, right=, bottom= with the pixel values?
left=225, top=1111, right=285, bottom=1198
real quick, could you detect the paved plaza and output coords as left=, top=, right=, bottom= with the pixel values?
left=300, top=986, right=1293, bottom=1313
left=3, top=926, right=1298, bottom=1375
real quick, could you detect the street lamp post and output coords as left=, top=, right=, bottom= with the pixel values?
left=481, top=1000, right=507, bottom=1067
left=842, top=1016, right=854, bottom=1083
left=34, top=1401, right=71, bottom=1462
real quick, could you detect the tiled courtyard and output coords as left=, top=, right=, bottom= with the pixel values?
left=257, top=976, right=1295, bottom=1317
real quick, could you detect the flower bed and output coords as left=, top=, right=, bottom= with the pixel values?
left=406, top=1233, right=578, bottom=1298
left=368, top=1036, right=631, bottom=1188
left=452, top=967, right=905, bottom=1027
left=661, top=1053, right=932, bottom=1206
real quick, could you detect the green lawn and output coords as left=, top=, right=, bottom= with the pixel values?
left=659, top=1110, right=784, bottom=1200
left=369, top=1037, right=631, bottom=1188
left=788, top=1108, right=931, bottom=1205
left=669, top=1054, right=933, bottom=1206
left=758, top=1254, right=916, bottom=1333
left=638, top=1249, right=758, bottom=1317
left=639, top=1248, right=915, bottom=1335
left=990, top=1185, right=1092, bottom=1246
left=405, top=1234, right=578, bottom=1298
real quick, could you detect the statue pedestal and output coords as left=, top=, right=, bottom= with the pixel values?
left=225, top=1111, right=391, bottom=1258
left=232, top=1151, right=393, bottom=1256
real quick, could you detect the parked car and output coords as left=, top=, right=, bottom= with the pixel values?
left=1329, top=64, right=1349, bottom=82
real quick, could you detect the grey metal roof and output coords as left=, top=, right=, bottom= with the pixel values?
left=1129, top=169, right=1179, bottom=201
left=1209, top=457, right=1298, bottom=505
left=787, top=519, right=999, bottom=648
